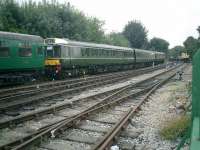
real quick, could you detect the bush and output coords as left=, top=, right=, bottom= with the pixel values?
left=159, top=115, right=190, bottom=140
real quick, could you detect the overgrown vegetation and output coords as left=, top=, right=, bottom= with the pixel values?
left=160, top=115, right=190, bottom=140
left=186, top=82, right=192, bottom=96
left=161, top=81, right=192, bottom=141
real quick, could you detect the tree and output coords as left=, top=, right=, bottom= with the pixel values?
left=141, top=40, right=151, bottom=50
left=197, top=26, right=200, bottom=39
left=123, top=20, right=148, bottom=48
left=169, top=45, right=185, bottom=59
left=84, top=17, right=105, bottom=43
left=0, top=0, right=106, bottom=43
left=149, top=37, right=169, bottom=53
left=0, top=0, right=24, bottom=32
left=183, top=36, right=199, bottom=58
left=105, top=32, right=129, bottom=47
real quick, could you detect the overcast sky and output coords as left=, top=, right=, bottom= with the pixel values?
left=62, top=0, right=199, bottom=48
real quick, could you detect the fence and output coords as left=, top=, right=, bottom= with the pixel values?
left=190, top=49, right=200, bottom=149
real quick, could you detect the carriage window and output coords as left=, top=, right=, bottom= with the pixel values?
left=120, top=52, right=122, bottom=57
left=99, top=49, right=103, bottom=56
left=98, top=49, right=100, bottom=56
left=81, top=48, right=85, bottom=56
left=103, top=50, right=107, bottom=56
left=47, top=50, right=53, bottom=57
left=62, top=46, right=69, bottom=57
left=0, top=47, right=9, bottom=57
left=114, top=51, right=117, bottom=57
left=53, top=46, right=61, bottom=57
left=85, top=48, right=90, bottom=56
left=117, top=52, right=119, bottom=57
left=95, top=49, right=98, bottom=56
left=46, top=46, right=53, bottom=57
left=106, top=50, right=109, bottom=56
left=19, top=48, right=32, bottom=57
left=91, top=49, right=97, bottom=56
left=37, top=47, right=43, bottom=56
left=90, top=49, right=93, bottom=56
left=110, top=51, right=113, bottom=56
left=102, top=50, right=105, bottom=56
left=91, top=49, right=96, bottom=56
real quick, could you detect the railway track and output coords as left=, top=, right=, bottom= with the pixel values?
left=0, top=65, right=166, bottom=101
left=91, top=77, right=171, bottom=150
left=0, top=64, right=185, bottom=150
left=0, top=65, right=176, bottom=129
left=0, top=65, right=165, bottom=116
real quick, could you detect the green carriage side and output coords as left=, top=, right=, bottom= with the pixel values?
left=0, top=31, right=45, bottom=84
left=67, top=40, right=134, bottom=67
left=0, top=31, right=44, bottom=72
left=155, top=51, right=165, bottom=64
left=45, top=38, right=135, bottom=76
left=135, top=49, right=155, bottom=63
left=45, top=38, right=165, bottom=78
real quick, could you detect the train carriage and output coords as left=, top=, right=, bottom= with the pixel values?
left=155, top=51, right=165, bottom=64
left=65, top=40, right=134, bottom=66
left=135, top=49, right=156, bottom=67
left=0, top=31, right=166, bottom=85
left=45, top=38, right=136, bottom=77
left=0, top=31, right=45, bottom=84
left=44, top=38, right=165, bottom=78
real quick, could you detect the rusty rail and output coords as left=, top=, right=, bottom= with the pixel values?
left=91, top=69, right=177, bottom=150
left=0, top=64, right=183, bottom=150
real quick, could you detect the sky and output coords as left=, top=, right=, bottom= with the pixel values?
left=60, top=0, right=200, bottom=48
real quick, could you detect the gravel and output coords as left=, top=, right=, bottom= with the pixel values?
left=0, top=68, right=170, bottom=148
left=124, top=79, right=191, bottom=150
left=112, top=65, right=192, bottom=150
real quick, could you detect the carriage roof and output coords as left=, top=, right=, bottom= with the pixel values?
left=45, top=38, right=165, bottom=55
left=0, top=31, right=43, bottom=43
left=45, top=38, right=133, bottom=51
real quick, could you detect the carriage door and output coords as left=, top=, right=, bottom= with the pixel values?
left=133, top=49, right=136, bottom=63
left=61, top=46, right=71, bottom=66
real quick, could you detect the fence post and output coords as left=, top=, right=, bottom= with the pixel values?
left=190, top=49, right=200, bottom=149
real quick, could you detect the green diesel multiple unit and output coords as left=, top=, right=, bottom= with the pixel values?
left=0, top=32, right=165, bottom=84
left=0, top=31, right=44, bottom=84
left=45, top=38, right=165, bottom=77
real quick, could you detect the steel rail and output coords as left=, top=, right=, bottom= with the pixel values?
left=0, top=70, right=146, bottom=111
left=0, top=72, right=127, bottom=102
left=0, top=64, right=180, bottom=128
left=0, top=64, right=183, bottom=150
left=0, top=81, right=154, bottom=150
left=11, top=85, right=154, bottom=150
left=0, top=65, right=164, bottom=99
left=91, top=69, right=177, bottom=150
left=0, top=65, right=166, bottom=111
left=0, top=86, right=124, bottom=129
left=10, top=66, right=183, bottom=150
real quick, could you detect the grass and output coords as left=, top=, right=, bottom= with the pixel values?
left=186, top=81, right=192, bottom=96
left=159, top=115, right=190, bottom=140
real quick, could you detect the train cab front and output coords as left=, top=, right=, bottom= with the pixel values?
left=45, top=44, right=62, bottom=79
